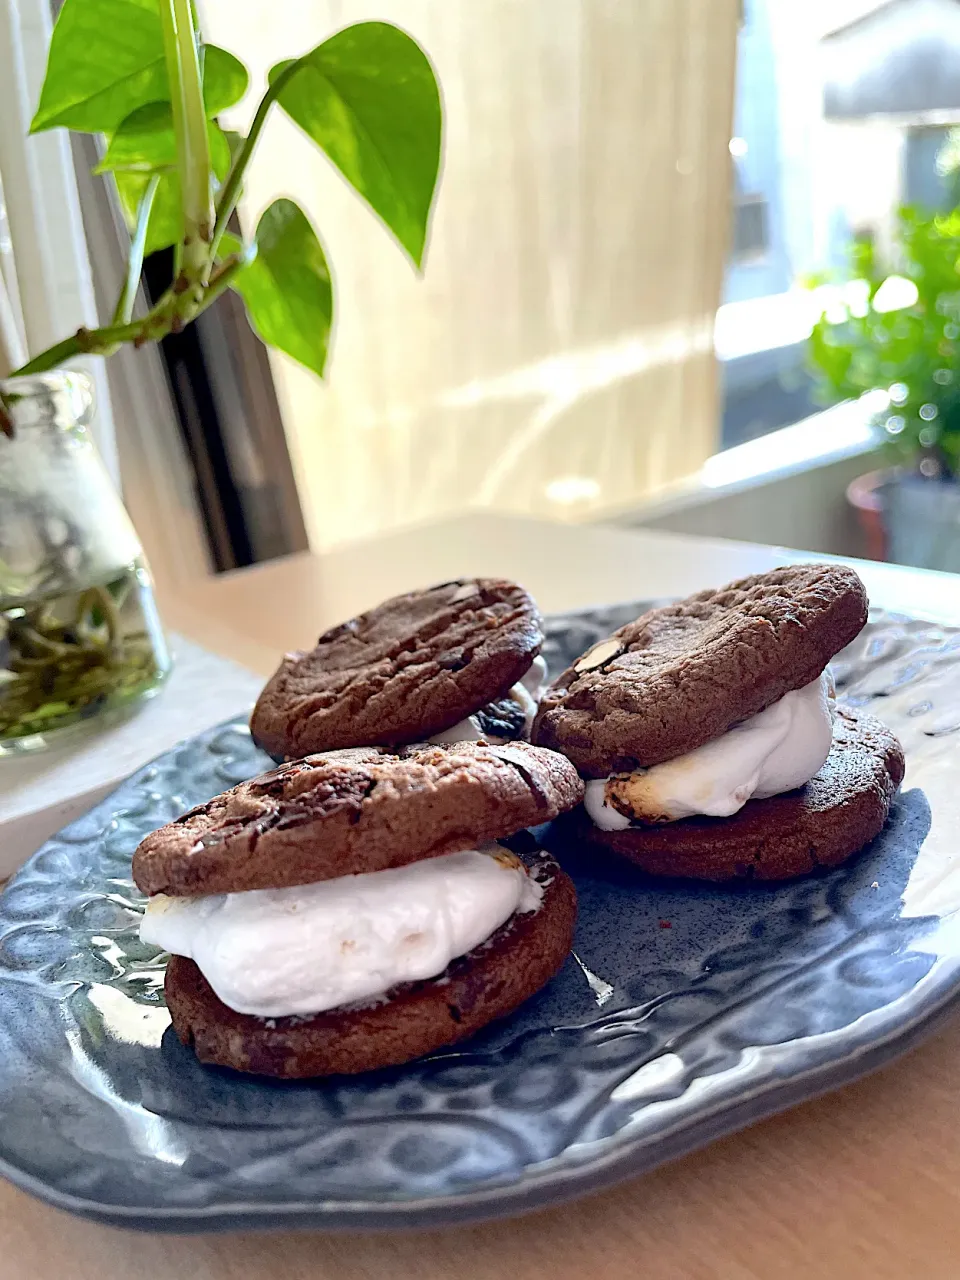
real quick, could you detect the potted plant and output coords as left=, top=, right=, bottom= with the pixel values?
left=0, top=0, right=441, bottom=750
left=808, top=206, right=960, bottom=572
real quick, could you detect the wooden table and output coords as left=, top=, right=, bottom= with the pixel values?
left=6, top=513, right=960, bottom=1280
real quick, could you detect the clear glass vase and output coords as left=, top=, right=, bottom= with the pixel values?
left=0, top=371, right=171, bottom=752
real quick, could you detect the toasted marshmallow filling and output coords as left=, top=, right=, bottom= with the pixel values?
left=584, top=672, right=834, bottom=830
left=140, top=847, right=542, bottom=1018
left=429, top=655, right=548, bottom=745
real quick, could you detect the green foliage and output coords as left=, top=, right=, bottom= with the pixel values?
left=809, top=206, right=960, bottom=478
left=226, top=201, right=332, bottom=377
left=100, top=105, right=233, bottom=256
left=31, top=0, right=246, bottom=133
left=12, top=0, right=442, bottom=386
left=270, top=23, right=442, bottom=267
left=95, top=102, right=230, bottom=175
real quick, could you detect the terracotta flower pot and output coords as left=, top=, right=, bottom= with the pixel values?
left=846, top=468, right=960, bottom=571
left=846, top=470, right=887, bottom=562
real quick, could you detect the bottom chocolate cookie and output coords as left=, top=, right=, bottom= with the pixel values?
left=165, top=853, right=576, bottom=1077
left=578, top=706, right=905, bottom=882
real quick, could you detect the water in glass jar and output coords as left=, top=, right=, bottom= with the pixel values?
left=0, top=556, right=171, bottom=750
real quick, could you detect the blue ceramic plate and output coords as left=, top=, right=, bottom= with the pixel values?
left=0, top=604, right=957, bottom=1232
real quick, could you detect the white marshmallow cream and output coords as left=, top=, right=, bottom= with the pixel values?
left=141, top=846, right=542, bottom=1018
left=584, top=672, right=834, bottom=830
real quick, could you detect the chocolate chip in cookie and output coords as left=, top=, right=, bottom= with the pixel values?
left=136, top=740, right=582, bottom=1078
left=533, top=564, right=868, bottom=777
left=133, top=740, right=584, bottom=897
left=251, top=578, right=543, bottom=759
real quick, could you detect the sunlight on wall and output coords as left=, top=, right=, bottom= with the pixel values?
left=200, top=0, right=738, bottom=551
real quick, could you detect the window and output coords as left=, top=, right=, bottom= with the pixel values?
left=718, top=0, right=960, bottom=451
left=731, top=193, right=770, bottom=263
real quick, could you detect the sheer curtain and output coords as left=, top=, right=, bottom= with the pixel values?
left=202, top=0, right=740, bottom=551
left=0, top=0, right=120, bottom=480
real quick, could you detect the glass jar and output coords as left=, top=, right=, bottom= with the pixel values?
left=0, top=371, right=171, bottom=751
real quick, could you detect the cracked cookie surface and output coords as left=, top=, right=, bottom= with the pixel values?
left=133, top=741, right=584, bottom=896
left=532, top=564, right=869, bottom=777
left=251, top=578, right=543, bottom=759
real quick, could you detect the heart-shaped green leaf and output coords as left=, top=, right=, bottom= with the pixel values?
left=269, top=22, right=441, bottom=267
left=229, top=199, right=333, bottom=377
left=111, top=119, right=231, bottom=255
left=201, top=46, right=249, bottom=117
left=31, top=0, right=248, bottom=134
left=97, top=103, right=231, bottom=174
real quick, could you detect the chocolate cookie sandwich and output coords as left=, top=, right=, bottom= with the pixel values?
left=250, top=578, right=548, bottom=760
left=533, top=564, right=905, bottom=881
left=135, top=741, right=582, bottom=1077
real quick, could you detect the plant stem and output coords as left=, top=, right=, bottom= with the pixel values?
left=201, top=250, right=254, bottom=308
left=159, top=0, right=211, bottom=287
left=8, top=252, right=248, bottom=379
left=159, top=0, right=189, bottom=230
left=10, top=317, right=155, bottom=377
left=210, top=58, right=303, bottom=257
left=112, top=174, right=160, bottom=326
left=10, top=332, right=89, bottom=376
left=174, top=0, right=212, bottom=271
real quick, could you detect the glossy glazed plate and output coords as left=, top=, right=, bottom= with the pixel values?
left=0, top=603, right=958, bottom=1232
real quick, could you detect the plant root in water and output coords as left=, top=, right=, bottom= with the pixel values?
left=0, top=563, right=169, bottom=744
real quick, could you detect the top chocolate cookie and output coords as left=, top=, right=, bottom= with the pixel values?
left=250, top=579, right=543, bottom=759
left=532, top=564, right=868, bottom=777
left=133, top=741, right=584, bottom=897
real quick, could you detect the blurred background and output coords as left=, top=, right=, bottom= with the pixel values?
left=6, top=0, right=960, bottom=592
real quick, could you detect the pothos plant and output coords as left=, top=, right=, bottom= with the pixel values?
left=0, top=0, right=440, bottom=742
left=0, top=0, right=443, bottom=433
